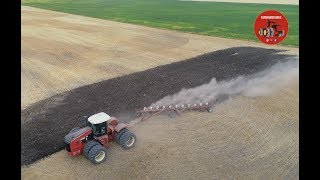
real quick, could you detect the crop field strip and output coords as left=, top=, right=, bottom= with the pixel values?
left=22, top=0, right=298, bottom=46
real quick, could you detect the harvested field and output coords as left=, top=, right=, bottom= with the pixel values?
left=22, top=6, right=298, bottom=109
left=22, top=77, right=298, bottom=179
left=21, top=46, right=295, bottom=165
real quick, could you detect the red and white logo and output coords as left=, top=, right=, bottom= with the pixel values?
left=254, top=10, right=288, bottom=45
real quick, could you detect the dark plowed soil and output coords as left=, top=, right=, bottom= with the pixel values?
left=21, top=47, right=294, bottom=165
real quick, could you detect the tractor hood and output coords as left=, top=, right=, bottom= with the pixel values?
left=64, top=127, right=91, bottom=143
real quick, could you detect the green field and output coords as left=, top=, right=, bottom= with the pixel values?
left=22, top=0, right=298, bottom=46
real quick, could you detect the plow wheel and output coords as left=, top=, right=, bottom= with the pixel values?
left=168, top=111, right=177, bottom=118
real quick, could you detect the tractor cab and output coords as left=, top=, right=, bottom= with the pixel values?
left=87, top=112, right=110, bottom=136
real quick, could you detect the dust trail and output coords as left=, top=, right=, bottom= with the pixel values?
left=151, top=57, right=298, bottom=107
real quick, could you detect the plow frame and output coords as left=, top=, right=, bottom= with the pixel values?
left=136, top=102, right=213, bottom=121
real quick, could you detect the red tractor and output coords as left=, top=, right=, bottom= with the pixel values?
left=64, top=112, right=136, bottom=164
left=258, top=20, right=285, bottom=37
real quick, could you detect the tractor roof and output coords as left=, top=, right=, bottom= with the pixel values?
left=88, top=112, right=110, bottom=124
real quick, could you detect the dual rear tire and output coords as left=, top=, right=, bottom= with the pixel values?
left=115, top=129, right=137, bottom=149
left=83, top=140, right=108, bottom=164
left=87, top=145, right=108, bottom=164
left=83, top=129, right=136, bottom=164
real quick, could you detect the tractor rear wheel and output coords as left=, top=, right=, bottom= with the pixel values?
left=279, top=30, right=284, bottom=37
left=258, top=28, right=263, bottom=36
left=88, top=144, right=108, bottom=164
left=270, top=28, right=275, bottom=37
left=119, top=131, right=137, bottom=149
left=266, top=28, right=271, bottom=37
left=114, top=128, right=128, bottom=143
left=83, top=140, right=100, bottom=158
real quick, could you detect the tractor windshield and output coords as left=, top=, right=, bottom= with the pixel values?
left=91, top=122, right=107, bottom=136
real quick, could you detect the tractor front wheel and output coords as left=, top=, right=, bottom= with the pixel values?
left=83, top=140, right=101, bottom=158
left=119, top=131, right=137, bottom=149
left=88, top=145, right=108, bottom=164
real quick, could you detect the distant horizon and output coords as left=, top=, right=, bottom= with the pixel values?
left=180, top=0, right=299, bottom=5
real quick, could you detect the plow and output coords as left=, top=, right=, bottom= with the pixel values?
left=136, top=102, right=214, bottom=121
left=135, top=94, right=230, bottom=121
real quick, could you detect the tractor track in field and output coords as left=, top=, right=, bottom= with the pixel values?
left=21, top=46, right=295, bottom=165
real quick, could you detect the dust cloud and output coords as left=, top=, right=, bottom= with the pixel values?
left=151, top=57, right=298, bottom=107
